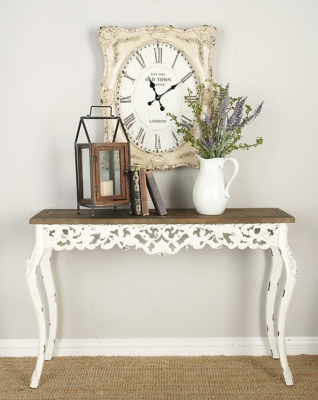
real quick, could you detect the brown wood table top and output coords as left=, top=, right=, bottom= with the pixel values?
left=30, top=208, right=295, bottom=225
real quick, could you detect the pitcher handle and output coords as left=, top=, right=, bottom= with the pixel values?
left=220, top=158, right=239, bottom=198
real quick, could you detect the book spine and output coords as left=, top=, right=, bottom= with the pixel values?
left=139, top=168, right=149, bottom=216
left=130, top=170, right=142, bottom=216
left=146, top=170, right=167, bottom=216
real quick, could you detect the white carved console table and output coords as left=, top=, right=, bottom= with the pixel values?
left=26, top=208, right=297, bottom=388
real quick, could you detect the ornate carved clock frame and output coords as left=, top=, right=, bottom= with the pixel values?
left=99, top=25, right=217, bottom=170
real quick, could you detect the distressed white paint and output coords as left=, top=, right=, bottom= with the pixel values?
left=26, top=221, right=296, bottom=387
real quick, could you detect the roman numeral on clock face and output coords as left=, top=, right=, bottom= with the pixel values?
left=123, top=113, right=136, bottom=130
left=180, top=114, right=192, bottom=125
left=155, top=134, right=161, bottom=150
left=171, top=51, right=180, bottom=69
left=135, top=127, right=146, bottom=144
left=172, top=131, right=179, bottom=146
left=136, top=51, right=146, bottom=69
left=123, top=72, right=135, bottom=83
left=185, top=95, right=197, bottom=103
left=119, top=95, right=132, bottom=103
left=181, top=72, right=193, bottom=84
left=154, top=44, right=163, bottom=63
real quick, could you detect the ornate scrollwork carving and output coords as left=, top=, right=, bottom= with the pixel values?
left=176, top=25, right=217, bottom=65
left=43, top=223, right=279, bottom=255
left=146, top=155, right=170, bottom=170
left=99, top=26, right=139, bottom=64
left=146, top=25, right=172, bottom=40
left=99, top=26, right=120, bottom=45
left=176, top=150, right=199, bottom=166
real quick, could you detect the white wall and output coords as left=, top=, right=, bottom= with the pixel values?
left=1, top=0, right=318, bottom=345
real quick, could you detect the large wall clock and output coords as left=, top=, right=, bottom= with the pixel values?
left=99, top=25, right=217, bottom=170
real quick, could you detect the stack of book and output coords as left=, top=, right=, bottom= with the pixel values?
left=130, top=168, right=167, bottom=216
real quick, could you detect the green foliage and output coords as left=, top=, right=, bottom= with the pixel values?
left=168, top=81, right=264, bottom=158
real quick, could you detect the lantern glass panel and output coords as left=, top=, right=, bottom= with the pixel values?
left=99, top=150, right=121, bottom=196
left=81, top=148, right=91, bottom=200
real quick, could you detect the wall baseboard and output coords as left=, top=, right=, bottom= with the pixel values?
left=1, top=337, right=318, bottom=357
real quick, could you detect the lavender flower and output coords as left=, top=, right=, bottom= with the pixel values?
left=218, top=86, right=230, bottom=118
left=168, top=81, right=264, bottom=158
left=245, top=101, right=264, bottom=124
left=227, top=97, right=246, bottom=130
left=204, top=113, right=212, bottom=128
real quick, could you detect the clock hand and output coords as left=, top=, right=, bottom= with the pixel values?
left=148, top=77, right=158, bottom=94
left=148, top=98, right=165, bottom=111
left=147, top=77, right=165, bottom=110
left=158, top=81, right=181, bottom=98
left=148, top=81, right=182, bottom=111
left=153, top=81, right=182, bottom=111
left=148, top=77, right=160, bottom=106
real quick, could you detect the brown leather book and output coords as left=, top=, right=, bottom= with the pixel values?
left=145, top=170, right=167, bottom=216
left=139, top=168, right=149, bottom=216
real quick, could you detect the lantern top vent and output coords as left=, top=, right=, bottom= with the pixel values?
left=75, top=106, right=130, bottom=145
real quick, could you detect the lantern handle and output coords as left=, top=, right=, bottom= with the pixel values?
left=87, top=106, right=114, bottom=117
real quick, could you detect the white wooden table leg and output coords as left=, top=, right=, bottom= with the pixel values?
left=277, top=223, right=298, bottom=386
left=40, top=247, right=56, bottom=361
left=25, top=225, right=47, bottom=389
left=266, top=247, right=283, bottom=359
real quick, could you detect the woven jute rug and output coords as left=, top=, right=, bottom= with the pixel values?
left=0, top=356, right=317, bottom=399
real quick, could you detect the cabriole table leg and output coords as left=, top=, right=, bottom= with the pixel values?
left=25, top=225, right=47, bottom=389
left=266, top=247, right=283, bottom=359
left=277, top=223, right=298, bottom=386
left=40, top=247, right=56, bottom=360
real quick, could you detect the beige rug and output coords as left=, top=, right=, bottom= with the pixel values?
left=0, top=356, right=317, bottom=399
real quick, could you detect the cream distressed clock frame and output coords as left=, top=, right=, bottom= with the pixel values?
left=99, top=25, right=217, bottom=170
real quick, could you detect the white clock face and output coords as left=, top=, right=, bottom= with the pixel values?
left=116, top=42, right=199, bottom=154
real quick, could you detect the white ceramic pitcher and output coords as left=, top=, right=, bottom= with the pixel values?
left=193, top=156, right=239, bottom=215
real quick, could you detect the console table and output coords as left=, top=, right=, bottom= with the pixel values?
left=26, top=208, right=297, bottom=388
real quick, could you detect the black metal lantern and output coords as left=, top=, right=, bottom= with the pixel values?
left=75, top=106, right=130, bottom=216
